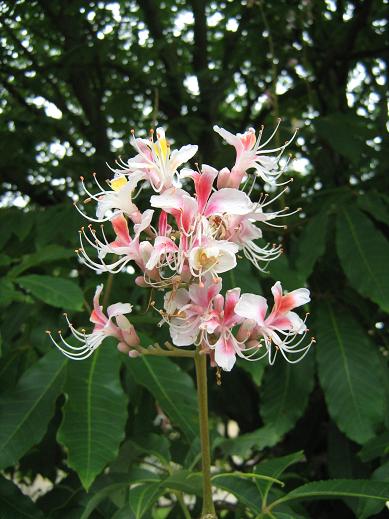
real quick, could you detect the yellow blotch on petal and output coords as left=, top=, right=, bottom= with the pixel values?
left=110, top=177, right=128, bottom=191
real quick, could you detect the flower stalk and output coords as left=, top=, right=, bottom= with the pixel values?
left=195, top=349, right=217, bottom=518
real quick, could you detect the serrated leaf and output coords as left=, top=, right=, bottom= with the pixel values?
left=16, top=275, right=84, bottom=311
left=254, top=451, right=305, bottom=502
left=296, top=210, right=328, bottom=280
left=0, top=350, right=67, bottom=469
left=57, top=346, right=127, bottom=490
left=336, top=206, right=389, bottom=312
left=126, top=356, right=198, bottom=442
left=316, top=304, right=384, bottom=444
left=356, top=461, right=389, bottom=519
left=272, top=479, right=389, bottom=507
left=260, top=352, right=314, bottom=440
left=0, top=476, right=44, bottom=518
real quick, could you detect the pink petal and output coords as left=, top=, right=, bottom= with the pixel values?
left=192, top=165, right=218, bottom=213
left=90, top=284, right=107, bottom=327
left=111, top=214, right=131, bottom=246
left=271, top=282, right=310, bottom=315
left=224, top=288, right=241, bottom=326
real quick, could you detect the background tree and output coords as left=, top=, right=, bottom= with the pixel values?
left=0, top=0, right=388, bottom=517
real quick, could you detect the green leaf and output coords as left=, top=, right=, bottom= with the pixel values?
left=238, top=357, right=267, bottom=386
left=212, top=474, right=262, bottom=513
left=127, top=434, right=171, bottom=467
left=80, top=482, right=128, bottom=519
left=0, top=350, right=67, bottom=469
left=358, top=431, right=389, bottom=462
left=8, top=245, right=74, bottom=278
left=16, top=275, right=84, bottom=311
left=260, top=352, right=314, bottom=439
left=267, top=254, right=305, bottom=291
left=272, top=479, right=389, bottom=507
left=0, top=279, right=29, bottom=307
left=314, top=113, right=374, bottom=163
left=357, top=192, right=389, bottom=226
left=356, top=461, right=389, bottom=519
left=254, top=451, right=306, bottom=501
left=296, top=210, right=328, bottom=280
left=0, top=476, right=44, bottom=518
left=126, top=356, right=198, bottom=442
left=112, top=506, right=135, bottom=519
left=336, top=206, right=389, bottom=312
left=316, top=304, right=384, bottom=444
left=220, top=423, right=281, bottom=457
left=57, top=346, right=128, bottom=490
left=161, top=470, right=202, bottom=496
left=129, top=482, right=163, bottom=519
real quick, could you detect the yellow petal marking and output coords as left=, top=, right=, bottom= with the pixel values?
left=110, top=177, right=128, bottom=191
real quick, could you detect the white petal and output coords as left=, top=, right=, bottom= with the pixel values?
left=107, top=302, right=133, bottom=318
left=206, top=188, right=254, bottom=216
left=213, top=247, right=237, bottom=273
left=234, top=293, right=268, bottom=325
left=169, top=145, right=198, bottom=170
left=213, top=125, right=240, bottom=147
left=214, top=336, right=237, bottom=371
left=287, top=311, right=307, bottom=333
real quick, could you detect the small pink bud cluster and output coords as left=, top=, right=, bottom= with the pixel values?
left=49, top=124, right=313, bottom=371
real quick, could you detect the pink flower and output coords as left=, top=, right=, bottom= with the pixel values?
left=235, top=281, right=312, bottom=364
left=206, top=288, right=244, bottom=372
left=164, top=276, right=222, bottom=347
left=214, top=122, right=297, bottom=187
left=47, top=284, right=139, bottom=359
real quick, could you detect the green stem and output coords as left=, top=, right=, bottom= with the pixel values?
left=195, top=350, right=217, bottom=519
left=174, top=491, right=191, bottom=519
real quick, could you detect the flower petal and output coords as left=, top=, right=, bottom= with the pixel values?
left=205, top=188, right=254, bottom=216
left=214, top=335, right=237, bottom=371
left=107, top=302, right=133, bottom=318
left=234, top=293, right=268, bottom=325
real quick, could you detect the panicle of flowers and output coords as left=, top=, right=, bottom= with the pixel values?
left=48, top=122, right=314, bottom=371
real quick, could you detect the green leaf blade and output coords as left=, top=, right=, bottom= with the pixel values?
left=58, top=346, right=128, bottom=490
left=274, top=479, right=389, bottom=505
left=316, top=304, right=384, bottom=444
left=16, top=275, right=84, bottom=311
left=126, top=355, right=198, bottom=442
left=0, top=350, right=67, bottom=469
left=336, top=206, right=389, bottom=312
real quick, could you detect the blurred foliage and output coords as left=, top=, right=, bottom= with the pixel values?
left=0, top=0, right=388, bottom=517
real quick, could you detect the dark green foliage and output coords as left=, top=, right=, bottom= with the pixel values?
left=0, top=0, right=388, bottom=517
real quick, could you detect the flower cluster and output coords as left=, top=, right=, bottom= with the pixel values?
left=48, top=124, right=313, bottom=371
